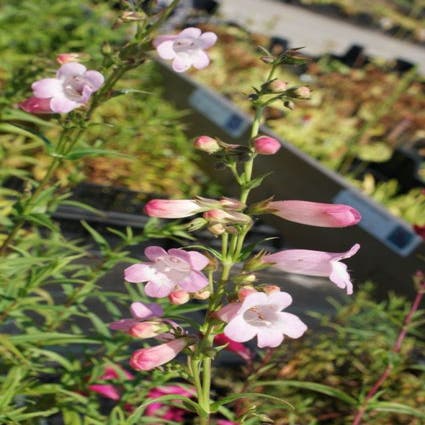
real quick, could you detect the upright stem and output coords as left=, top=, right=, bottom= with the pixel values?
left=351, top=272, right=425, bottom=425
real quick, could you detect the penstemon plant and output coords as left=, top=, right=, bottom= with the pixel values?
left=108, top=29, right=362, bottom=424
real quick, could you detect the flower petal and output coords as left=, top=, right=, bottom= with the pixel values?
left=199, top=32, right=217, bottom=49
left=130, top=301, right=163, bottom=319
left=56, top=62, right=87, bottom=78
left=144, top=246, right=167, bottom=262
left=179, top=27, right=202, bottom=38
left=267, top=291, right=293, bottom=310
left=186, top=250, right=209, bottom=271
left=31, top=78, right=63, bottom=98
left=224, top=316, right=257, bottom=342
left=330, top=261, right=353, bottom=294
left=153, top=34, right=177, bottom=48
left=156, top=40, right=177, bottom=60
left=191, top=50, right=210, bottom=70
left=144, top=279, right=175, bottom=298
left=84, top=70, right=105, bottom=90
left=276, top=312, right=308, bottom=338
left=124, top=264, right=156, bottom=283
left=256, top=328, right=284, bottom=348
left=172, top=54, right=192, bottom=72
left=178, top=271, right=208, bottom=292
left=49, top=96, right=80, bottom=113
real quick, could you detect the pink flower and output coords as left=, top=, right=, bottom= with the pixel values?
left=153, top=27, right=217, bottom=72
left=266, top=200, right=361, bottom=227
left=124, top=246, right=209, bottom=298
left=168, top=289, right=190, bottom=305
left=223, top=291, right=307, bottom=348
left=263, top=244, right=360, bottom=295
left=88, top=365, right=133, bottom=401
left=109, top=301, right=163, bottom=332
left=146, top=385, right=195, bottom=421
left=20, top=62, right=104, bottom=114
left=56, top=53, right=84, bottom=64
left=144, top=199, right=204, bottom=218
left=214, top=333, right=252, bottom=362
left=253, top=136, right=281, bottom=155
left=130, top=338, right=188, bottom=371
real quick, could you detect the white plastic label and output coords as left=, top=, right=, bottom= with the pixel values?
left=333, top=189, right=422, bottom=257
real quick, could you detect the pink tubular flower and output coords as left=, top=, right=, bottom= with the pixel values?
left=130, top=338, right=188, bottom=371
left=124, top=246, right=209, bottom=297
left=169, top=289, right=190, bottom=305
left=18, top=97, right=53, bottom=114
left=266, top=200, right=361, bottom=227
left=20, top=62, right=104, bottom=114
left=253, top=136, right=281, bottom=155
left=109, top=301, right=163, bottom=332
left=144, top=199, right=204, bottom=218
left=194, top=135, right=221, bottom=153
left=56, top=53, right=84, bottom=64
left=146, top=385, right=195, bottom=421
left=153, top=27, right=217, bottom=72
left=263, top=244, right=360, bottom=295
left=223, top=291, right=307, bottom=348
left=214, top=333, right=252, bottom=362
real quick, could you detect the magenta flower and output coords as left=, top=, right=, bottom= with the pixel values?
left=223, top=291, right=307, bottom=348
left=130, top=338, right=188, bottom=371
left=144, top=199, right=204, bottom=218
left=263, top=244, right=360, bottom=294
left=88, top=365, right=133, bottom=401
left=266, top=200, right=361, bottom=227
left=20, top=62, right=104, bottom=114
left=214, top=333, right=252, bottom=362
left=146, top=385, right=195, bottom=421
left=153, top=27, right=217, bottom=72
left=124, top=246, right=209, bottom=298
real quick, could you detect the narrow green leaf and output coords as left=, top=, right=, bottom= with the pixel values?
left=81, top=220, right=109, bottom=248
left=211, top=392, right=293, bottom=412
left=65, top=148, right=130, bottom=160
left=368, top=401, right=425, bottom=418
left=258, top=380, right=357, bottom=405
left=128, top=394, right=201, bottom=424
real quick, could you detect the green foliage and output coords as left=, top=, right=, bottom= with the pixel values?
left=228, top=283, right=425, bottom=425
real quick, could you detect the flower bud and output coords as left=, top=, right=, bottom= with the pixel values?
left=238, top=286, right=257, bottom=301
left=203, top=209, right=252, bottom=225
left=207, top=223, right=226, bottom=236
left=253, top=136, right=281, bottom=155
left=194, top=136, right=221, bottom=154
left=219, top=197, right=245, bottom=211
left=129, top=321, right=167, bottom=338
left=193, top=289, right=211, bottom=300
left=121, top=11, right=146, bottom=22
left=168, top=290, right=190, bottom=305
left=56, top=52, right=85, bottom=64
left=130, top=338, right=188, bottom=371
left=295, top=86, right=311, bottom=99
left=263, top=284, right=280, bottom=294
left=186, top=217, right=208, bottom=232
left=283, top=100, right=295, bottom=110
left=268, top=79, right=288, bottom=92
left=18, top=97, right=53, bottom=114
left=144, top=199, right=203, bottom=218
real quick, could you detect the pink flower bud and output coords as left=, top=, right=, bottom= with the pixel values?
left=18, top=97, right=53, bottom=114
left=168, top=290, right=190, bottom=305
left=130, top=338, right=188, bottom=371
left=129, top=321, right=167, bottom=338
left=263, top=284, right=280, bottom=294
left=208, top=223, right=226, bottom=236
left=194, top=136, right=221, bottom=154
left=267, top=200, right=361, bottom=228
left=269, top=79, right=288, bottom=92
left=253, top=136, right=281, bottom=155
left=218, top=197, right=245, bottom=210
left=203, top=209, right=252, bottom=225
left=295, top=86, right=311, bottom=98
left=214, top=333, right=252, bottom=363
left=56, top=53, right=84, bottom=64
left=144, top=199, right=203, bottom=218
left=238, top=286, right=257, bottom=301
